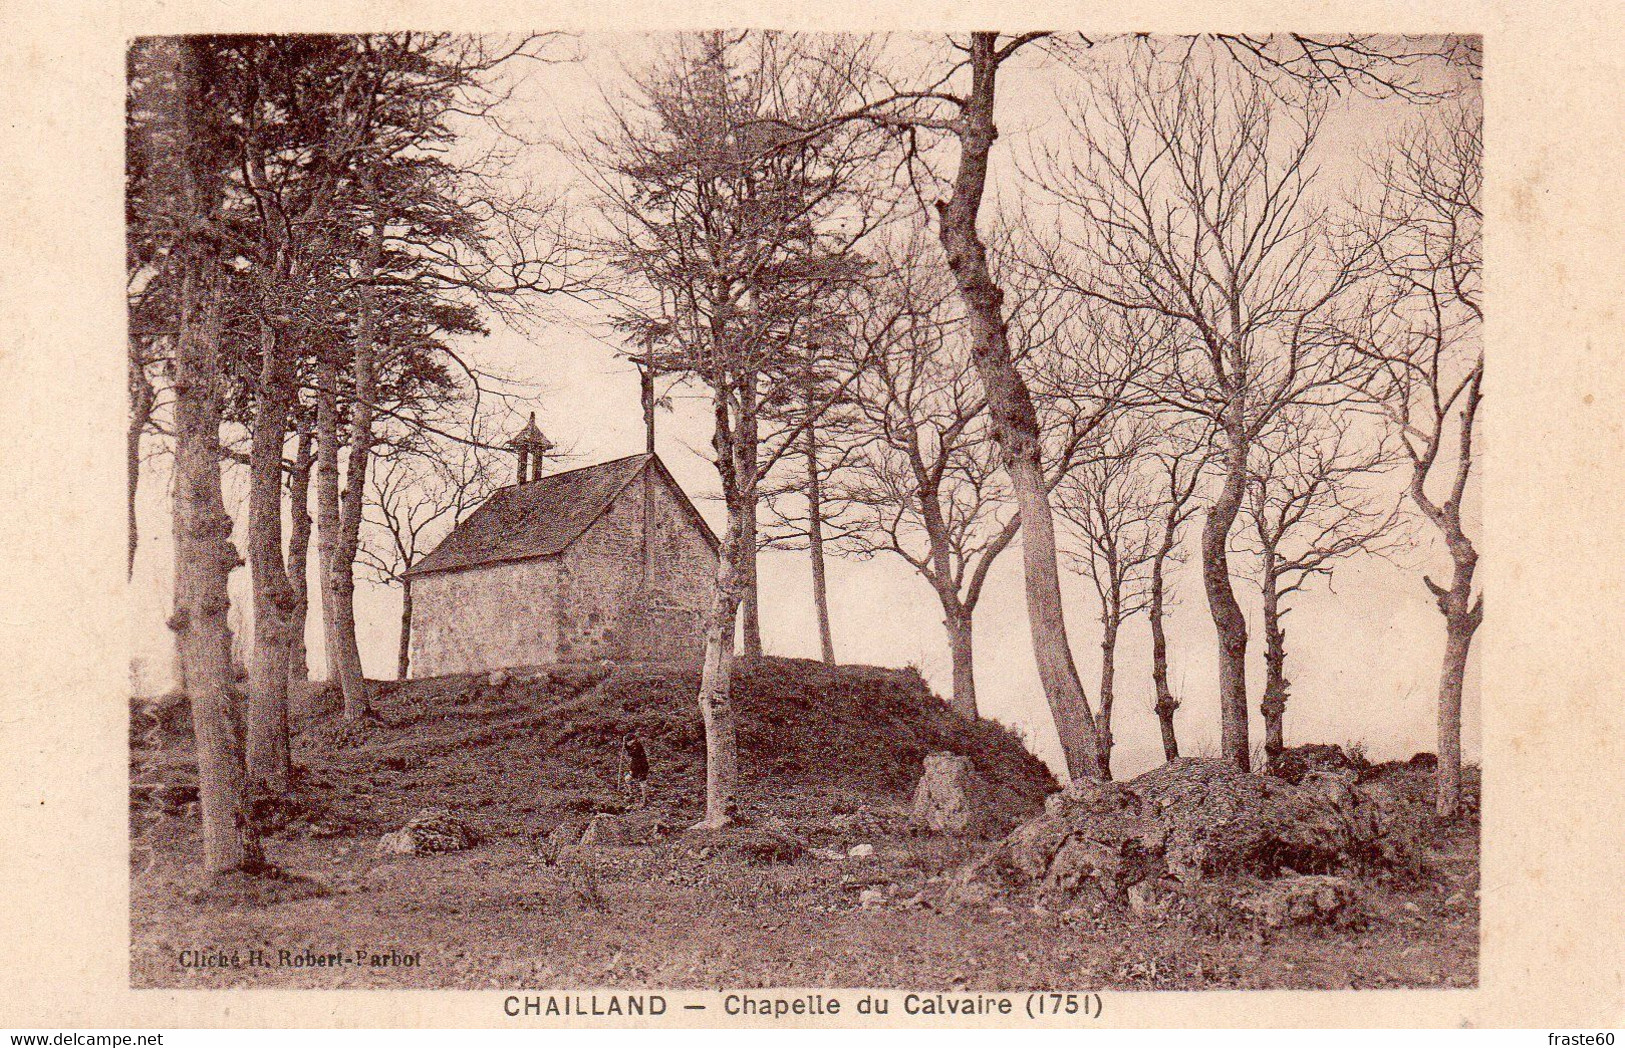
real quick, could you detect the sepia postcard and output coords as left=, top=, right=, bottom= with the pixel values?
left=0, top=0, right=1621, bottom=1033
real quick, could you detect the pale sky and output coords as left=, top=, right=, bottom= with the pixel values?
left=128, top=33, right=1480, bottom=780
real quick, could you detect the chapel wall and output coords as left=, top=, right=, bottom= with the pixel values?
left=407, top=557, right=560, bottom=677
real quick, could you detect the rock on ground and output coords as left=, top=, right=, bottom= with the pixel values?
left=682, top=824, right=807, bottom=864
left=987, top=779, right=1167, bottom=901
left=1266, top=743, right=1370, bottom=785
left=828, top=807, right=904, bottom=838
left=1132, top=758, right=1381, bottom=881
left=377, top=809, right=480, bottom=856
left=1232, top=874, right=1360, bottom=928
left=969, top=757, right=1425, bottom=903
left=911, top=752, right=994, bottom=836
left=579, top=812, right=635, bottom=846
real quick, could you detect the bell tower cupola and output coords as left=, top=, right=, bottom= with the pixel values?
left=507, top=412, right=554, bottom=483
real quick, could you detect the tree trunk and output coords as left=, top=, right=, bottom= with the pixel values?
left=1433, top=543, right=1481, bottom=820
left=1436, top=609, right=1476, bottom=820
left=1203, top=431, right=1251, bottom=770
left=285, top=425, right=314, bottom=689
left=741, top=508, right=762, bottom=658
left=739, top=375, right=763, bottom=659
left=1148, top=546, right=1179, bottom=761
left=806, top=428, right=835, bottom=665
left=692, top=370, right=748, bottom=828
left=128, top=351, right=155, bottom=580
left=640, top=350, right=657, bottom=454
left=1260, top=565, right=1289, bottom=762
left=318, top=208, right=383, bottom=721
left=315, top=357, right=343, bottom=683
left=695, top=499, right=745, bottom=828
left=943, top=603, right=977, bottom=720
left=172, top=276, right=264, bottom=875
left=170, top=534, right=188, bottom=695
left=696, top=583, right=742, bottom=828
left=936, top=34, right=1103, bottom=782
left=397, top=580, right=412, bottom=681
left=1411, top=366, right=1482, bottom=821
left=1096, top=611, right=1119, bottom=779
left=315, top=490, right=370, bottom=717
left=314, top=357, right=366, bottom=716
left=167, top=39, right=263, bottom=875
left=244, top=324, right=296, bottom=795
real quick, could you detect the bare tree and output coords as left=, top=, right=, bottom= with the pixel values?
left=1055, top=419, right=1164, bottom=778
left=753, top=32, right=1112, bottom=775
left=1237, top=408, right=1405, bottom=759
left=1145, top=423, right=1208, bottom=761
left=758, top=333, right=868, bottom=666
left=802, top=31, right=1450, bottom=780
left=1361, top=96, right=1483, bottom=818
left=359, top=427, right=503, bottom=679
left=729, top=28, right=1451, bottom=785
left=837, top=241, right=1135, bottom=720
left=913, top=34, right=1109, bottom=779
left=1034, top=54, right=1380, bottom=769
left=837, top=252, right=1004, bottom=718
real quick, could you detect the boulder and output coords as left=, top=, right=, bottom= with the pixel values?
left=829, top=808, right=892, bottom=836
left=847, top=843, right=875, bottom=859
left=376, top=809, right=480, bottom=856
left=1233, top=874, right=1359, bottom=928
left=1131, top=758, right=1372, bottom=882
left=975, top=778, right=1167, bottom=902
left=579, top=812, right=633, bottom=846
left=1265, top=743, right=1370, bottom=785
left=911, top=752, right=993, bottom=836
left=1126, top=879, right=1173, bottom=917
left=683, top=824, right=807, bottom=864
left=1341, top=776, right=1428, bottom=873
left=532, top=822, right=580, bottom=865
left=580, top=809, right=672, bottom=847
left=966, top=758, right=1424, bottom=903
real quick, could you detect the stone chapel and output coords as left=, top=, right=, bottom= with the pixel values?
left=403, top=415, right=719, bottom=677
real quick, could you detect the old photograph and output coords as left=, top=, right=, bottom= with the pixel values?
left=122, top=32, right=1485, bottom=994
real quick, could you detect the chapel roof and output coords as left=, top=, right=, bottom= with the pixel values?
left=405, top=452, right=717, bottom=579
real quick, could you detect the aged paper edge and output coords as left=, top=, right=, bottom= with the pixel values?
left=0, top=0, right=1621, bottom=1029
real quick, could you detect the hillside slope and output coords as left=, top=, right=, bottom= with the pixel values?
left=137, top=657, right=1057, bottom=843
left=130, top=660, right=1478, bottom=992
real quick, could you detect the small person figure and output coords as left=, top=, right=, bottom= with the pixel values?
left=620, top=732, right=650, bottom=809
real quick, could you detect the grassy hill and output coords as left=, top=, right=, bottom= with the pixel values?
left=129, top=658, right=1478, bottom=992
left=137, top=656, right=1057, bottom=844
